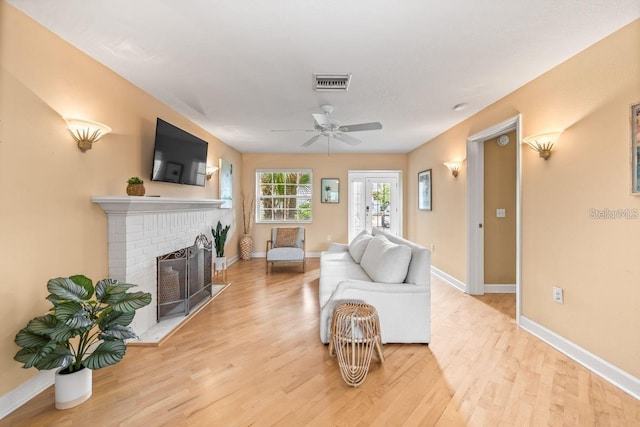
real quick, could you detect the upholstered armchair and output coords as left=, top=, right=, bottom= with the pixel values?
left=266, top=227, right=305, bottom=272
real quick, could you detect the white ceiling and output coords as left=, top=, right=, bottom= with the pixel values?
left=8, top=0, right=640, bottom=154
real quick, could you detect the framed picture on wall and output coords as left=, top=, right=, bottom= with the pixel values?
left=219, top=158, right=233, bottom=208
left=321, top=178, right=339, bottom=203
left=632, top=102, right=640, bottom=194
left=418, top=169, right=432, bottom=211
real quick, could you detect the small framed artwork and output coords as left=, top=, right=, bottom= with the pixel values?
left=321, top=178, right=339, bottom=203
left=632, top=102, right=640, bottom=194
left=164, top=162, right=183, bottom=183
left=418, top=169, right=432, bottom=211
left=219, top=158, right=233, bottom=208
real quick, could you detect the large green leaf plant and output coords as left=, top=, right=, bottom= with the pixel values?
left=14, top=275, right=152, bottom=373
left=212, top=221, right=230, bottom=257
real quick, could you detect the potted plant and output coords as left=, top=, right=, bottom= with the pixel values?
left=212, top=221, right=230, bottom=271
left=14, top=275, right=152, bottom=409
left=126, top=177, right=145, bottom=196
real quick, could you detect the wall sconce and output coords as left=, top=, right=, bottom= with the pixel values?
left=444, top=161, right=462, bottom=177
left=206, top=166, right=219, bottom=180
left=65, top=118, right=112, bottom=152
left=522, top=131, right=562, bottom=160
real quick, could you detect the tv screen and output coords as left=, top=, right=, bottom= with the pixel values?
left=151, top=118, right=208, bottom=187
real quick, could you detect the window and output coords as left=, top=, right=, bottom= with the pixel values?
left=256, top=170, right=312, bottom=223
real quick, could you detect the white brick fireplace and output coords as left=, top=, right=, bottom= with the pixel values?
left=92, top=197, right=229, bottom=338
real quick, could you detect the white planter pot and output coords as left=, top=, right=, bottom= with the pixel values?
left=214, top=256, right=227, bottom=271
left=55, top=366, right=92, bottom=410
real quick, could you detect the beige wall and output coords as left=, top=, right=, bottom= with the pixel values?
left=241, top=154, right=407, bottom=254
left=408, top=20, right=640, bottom=376
left=484, top=131, right=517, bottom=284
left=0, top=2, right=242, bottom=394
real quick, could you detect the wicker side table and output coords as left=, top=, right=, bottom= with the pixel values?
left=329, top=302, right=384, bottom=387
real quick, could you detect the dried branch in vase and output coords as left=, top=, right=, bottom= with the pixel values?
left=242, top=193, right=255, bottom=234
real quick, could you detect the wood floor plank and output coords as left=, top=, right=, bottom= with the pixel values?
left=2, top=258, right=638, bottom=426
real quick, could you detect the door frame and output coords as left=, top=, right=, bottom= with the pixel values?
left=466, top=114, right=522, bottom=321
left=348, top=170, right=403, bottom=241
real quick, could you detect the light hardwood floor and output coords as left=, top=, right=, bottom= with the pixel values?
left=3, top=259, right=639, bottom=426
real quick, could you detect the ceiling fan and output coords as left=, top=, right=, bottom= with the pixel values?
left=272, top=104, right=382, bottom=151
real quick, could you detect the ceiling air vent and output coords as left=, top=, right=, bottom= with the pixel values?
left=314, top=73, right=352, bottom=91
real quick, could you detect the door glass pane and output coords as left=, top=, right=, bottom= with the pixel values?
left=350, top=180, right=365, bottom=237
left=370, top=182, right=391, bottom=231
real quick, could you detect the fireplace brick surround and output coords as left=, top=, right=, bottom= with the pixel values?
left=92, top=197, right=229, bottom=338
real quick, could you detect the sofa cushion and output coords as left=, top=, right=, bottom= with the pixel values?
left=372, top=229, right=431, bottom=286
left=360, top=235, right=412, bottom=283
left=348, top=231, right=373, bottom=263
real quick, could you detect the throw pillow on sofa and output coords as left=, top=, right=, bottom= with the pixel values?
left=360, top=234, right=412, bottom=283
left=348, top=230, right=373, bottom=263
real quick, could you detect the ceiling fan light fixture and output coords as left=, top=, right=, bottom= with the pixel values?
left=314, top=73, right=352, bottom=91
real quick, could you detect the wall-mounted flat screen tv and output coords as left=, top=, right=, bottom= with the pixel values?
left=151, top=118, right=208, bottom=187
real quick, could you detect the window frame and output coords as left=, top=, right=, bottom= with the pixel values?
left=255, top=169, right=313, bottom=224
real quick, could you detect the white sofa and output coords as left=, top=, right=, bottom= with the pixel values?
left=319, top=229, right=431, bottom=344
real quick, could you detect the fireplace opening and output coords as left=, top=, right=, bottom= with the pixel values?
left=157, top=234, right=213, bottom=321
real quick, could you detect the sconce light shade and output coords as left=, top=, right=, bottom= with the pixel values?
left=522, top=131, right=562, bottom=160
left=65, top=118, right=112, bottom=152
left=206, top=166, right=219, bottom=180
left=443, top=161, right=462, bottom=177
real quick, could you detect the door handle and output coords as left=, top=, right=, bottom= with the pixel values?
left=479, top=223, right=483, bottom=228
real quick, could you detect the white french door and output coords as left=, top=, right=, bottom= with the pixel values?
left=348, top=171, right=401, bottom=242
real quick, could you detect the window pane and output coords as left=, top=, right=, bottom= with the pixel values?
left=256, top=170, right=312, bottom=223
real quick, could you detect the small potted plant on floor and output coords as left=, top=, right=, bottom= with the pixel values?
left=14, top=275, right=152, bottom=409
left=126, top=177, right=145, bottom=196
left=212, top=220, right=231, bottom=271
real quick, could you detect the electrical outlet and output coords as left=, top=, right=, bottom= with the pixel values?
left=327, top=234, right=331, bottom=241
left=552, top=286, right=563, bottom=304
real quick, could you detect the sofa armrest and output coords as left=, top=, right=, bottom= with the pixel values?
left=328, top=279, right=428, bottom=300
left=326, top=242, right=349, bottom=252
left=320, top=279, right=430, bottom=344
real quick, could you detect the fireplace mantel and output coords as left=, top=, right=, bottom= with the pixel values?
left=92, top=196, right=226, bottom=215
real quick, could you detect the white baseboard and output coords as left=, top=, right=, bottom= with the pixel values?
left=0, top=370, right=55, bottom=420
left=519, top=316, right=639, bottom=400
left=484, top=283, right=516, bottom=293
left=431, top=266, right=467, bottom=292
left=252, top=252, right=321, bottom=259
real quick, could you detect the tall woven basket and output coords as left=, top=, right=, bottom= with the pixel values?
left=240, top=234, right=253, bottom=260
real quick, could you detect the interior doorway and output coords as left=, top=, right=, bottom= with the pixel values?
left=348, top=171, right=402, bottom=242
left=466, top=115, right=522, bottom=321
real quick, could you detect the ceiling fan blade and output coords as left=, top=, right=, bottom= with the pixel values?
left=271, top=129, right=317, bottom=132
left=312, top=113, right=330, bottom=127
left=338, top=122, right=383, bottom=132
left=302, top=134, right=322, bottom=147
left=334, top=132, right=361, bottom=145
